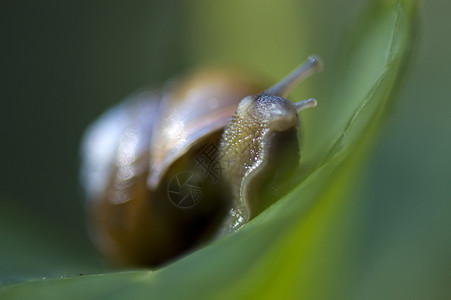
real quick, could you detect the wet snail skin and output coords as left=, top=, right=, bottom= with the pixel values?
left=80, top=56, right=322, bottom=266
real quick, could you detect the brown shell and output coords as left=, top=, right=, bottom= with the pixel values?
left=80, top=68, right=262, bottom=266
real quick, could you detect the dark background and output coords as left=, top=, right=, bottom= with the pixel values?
left=0, top=0, right=185, bottom=279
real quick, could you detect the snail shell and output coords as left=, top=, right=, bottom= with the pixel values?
left=80, top=57, right=322, bottom=267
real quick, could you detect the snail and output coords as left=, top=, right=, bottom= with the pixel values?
left=80, top=56, right=322, bottom=267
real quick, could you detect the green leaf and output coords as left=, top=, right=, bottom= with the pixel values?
left=0, top=0, right=417, bottom=299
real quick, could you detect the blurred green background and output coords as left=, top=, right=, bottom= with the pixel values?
left=0, top=0, right=450, bottom=298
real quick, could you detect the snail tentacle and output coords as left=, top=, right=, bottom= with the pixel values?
left=264, top=56, right=323, bottom=98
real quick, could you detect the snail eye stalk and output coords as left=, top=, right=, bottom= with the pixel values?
left=264, top=56, right=323, bottom=98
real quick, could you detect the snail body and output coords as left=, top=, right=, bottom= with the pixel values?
left=80, top=57, right=322, bottom=266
